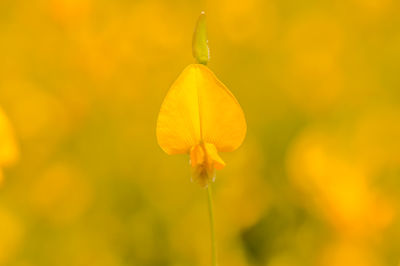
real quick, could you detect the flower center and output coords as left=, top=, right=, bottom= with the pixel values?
left=190, top=142, right=225, bottom=187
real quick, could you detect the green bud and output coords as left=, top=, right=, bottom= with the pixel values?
left=192, top=12, right=209, bottom=65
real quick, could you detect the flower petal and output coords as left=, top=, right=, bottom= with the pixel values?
left=156, top=64, right=246, bottom=154
left=156, top=65, right=201, bottom=154
left=190, top=144, right=205, bottom=167
left=195, top=64, right=247, bottom=152
left=0, top=108, right=18, bottom=166
left=203, top=143, right=225, bottom=170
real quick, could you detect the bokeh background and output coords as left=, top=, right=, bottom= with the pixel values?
left=0, top=0, right=399, bottom=265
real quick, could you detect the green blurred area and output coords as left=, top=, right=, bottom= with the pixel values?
left=0, top=0, right=400, bottom=265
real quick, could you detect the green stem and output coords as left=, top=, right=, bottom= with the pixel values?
left=207, top=184, right=217, bottom=266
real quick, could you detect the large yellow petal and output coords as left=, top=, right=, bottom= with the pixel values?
left=156, top=64, right=246, bottom=154
left=156, top=65, right=201, bottom=154
left=195, top=64, right=246, bottom=152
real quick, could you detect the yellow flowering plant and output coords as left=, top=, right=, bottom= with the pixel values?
left=156, top=12, right=246, bottom=266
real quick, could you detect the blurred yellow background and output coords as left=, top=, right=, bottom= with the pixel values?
left=0, top=0, right=399, bottom=265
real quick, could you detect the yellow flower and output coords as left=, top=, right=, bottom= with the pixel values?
left=156, top=64, right=246, bottom=186
left=0, top=108, right=18, bottom=183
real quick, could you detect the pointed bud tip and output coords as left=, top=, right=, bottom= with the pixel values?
left=192, top=12, right=209, bottom=65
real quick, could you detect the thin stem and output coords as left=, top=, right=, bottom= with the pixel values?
left=207, top=184, right=217, bottom=266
